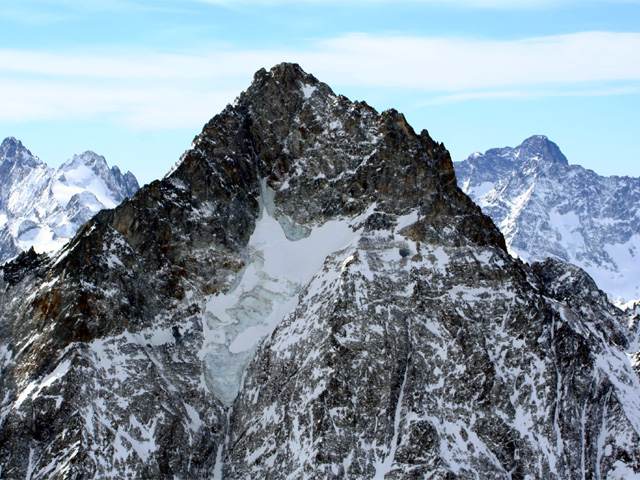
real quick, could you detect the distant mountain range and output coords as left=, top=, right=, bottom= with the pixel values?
left=454, top=135, right=640, bottom=302
left=0, top=137, right=139, bottom=264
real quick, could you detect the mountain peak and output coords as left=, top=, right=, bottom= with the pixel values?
left=3, top=64, right=640, bottom=479
left=1, top=136, right=22, bottom=151
left=455, top=134, right=640, bottom=301
left=461, top=135, right=568, bottom=168
left=0, top=136, right=42, bottom=168
left=516, top=135, right=568, bottom=165
left=66, top=150, right=108, bottom=167
left=55, top=150, right=139, bottom=206
left=186, top=63, right=492, bottom=249
left=252, top=62, right=319, bottom=90
left=242, top=62, right=328, bottom=114
left=1, top=136, right=20, bottom=149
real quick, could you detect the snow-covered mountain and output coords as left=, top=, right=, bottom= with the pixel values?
left=0, top=137, right=139, bottom=264
left=455, top=135, right=640, bottom=302
left=1, top=64, right=640, bottom=479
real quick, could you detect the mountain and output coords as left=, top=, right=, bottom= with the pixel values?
left=0, top=137, right=139, bottom=264
left=1, top=64, right=640, bottom=479
left=455, top=135, right=640, bottom=302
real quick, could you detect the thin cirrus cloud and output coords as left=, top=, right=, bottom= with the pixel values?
left=191, top=0, right=640, bottom=6
left=311, top=32, right=640, bottom=90
left=421, top=85, right=640, bottom=105
left=0, top=31, right=638, bottom=129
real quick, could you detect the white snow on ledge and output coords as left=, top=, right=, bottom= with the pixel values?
left=300, top=83, right=316, bottom=100
left=15, top=358, right=71, bottom=410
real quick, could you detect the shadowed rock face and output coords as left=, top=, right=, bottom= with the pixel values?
left=0, top=63, right=638, bottom=479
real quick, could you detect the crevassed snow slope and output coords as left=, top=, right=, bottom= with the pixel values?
left=199, top=182, right=374, bottom=405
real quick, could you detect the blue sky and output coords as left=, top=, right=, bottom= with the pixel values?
left=1, top=0, right=639, bottom=185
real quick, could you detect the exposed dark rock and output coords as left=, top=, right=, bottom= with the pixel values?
left=1, top=247, right=47, bottom=286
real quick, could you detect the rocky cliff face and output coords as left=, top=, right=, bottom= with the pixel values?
left=0, top=64, right=639, bottom=479
left=455, top=135, right=640, bottom=302
left=0, top=138, right=139, bottom=264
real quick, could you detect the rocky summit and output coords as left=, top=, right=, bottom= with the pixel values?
left=1, top=63, right=640, bottom=479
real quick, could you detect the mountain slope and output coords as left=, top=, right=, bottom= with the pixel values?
left=0, top=64, right=639, bottom=479
left=455, top=135, right=640, bottom=302
left=0, top=138, right=139, bottom=264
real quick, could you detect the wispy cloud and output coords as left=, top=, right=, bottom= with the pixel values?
left=190, top=0, right=640, bottom=7
left=421, top=85, right=640, bottom=105
left=0, top=7, right=73, bottom=25
left=0, top=77, right=242, bottom=129
left=311, top=32, right=640, bottom=90
left=1, top=31, right=639, bottom=129
left=7, top=0, right=640, bottom=14
left=0, top=0, right=190, bottom=24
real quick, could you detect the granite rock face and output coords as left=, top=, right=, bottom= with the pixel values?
left=1, top=64, right=640, bottom=479
left=455, top=135, right=640, bottom=302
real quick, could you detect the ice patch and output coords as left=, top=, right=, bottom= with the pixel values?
left=300, top=84, right=316, bottom=99
left=277, top=215, right=311, bottom=241
left=200, top=183, right=366, bottom=405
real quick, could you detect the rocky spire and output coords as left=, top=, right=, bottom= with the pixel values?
left=0, top=137, right=40, bottom=165
left=0, top=136, right=43, bottom=177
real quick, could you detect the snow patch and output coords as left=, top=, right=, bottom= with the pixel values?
left=300, top=84, right=316, bottom=99
left=52, top=162, right=117, bottom=210
left=15, top=358, right=71, bottom=409
left=467, top=181, right=495, bottom=198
